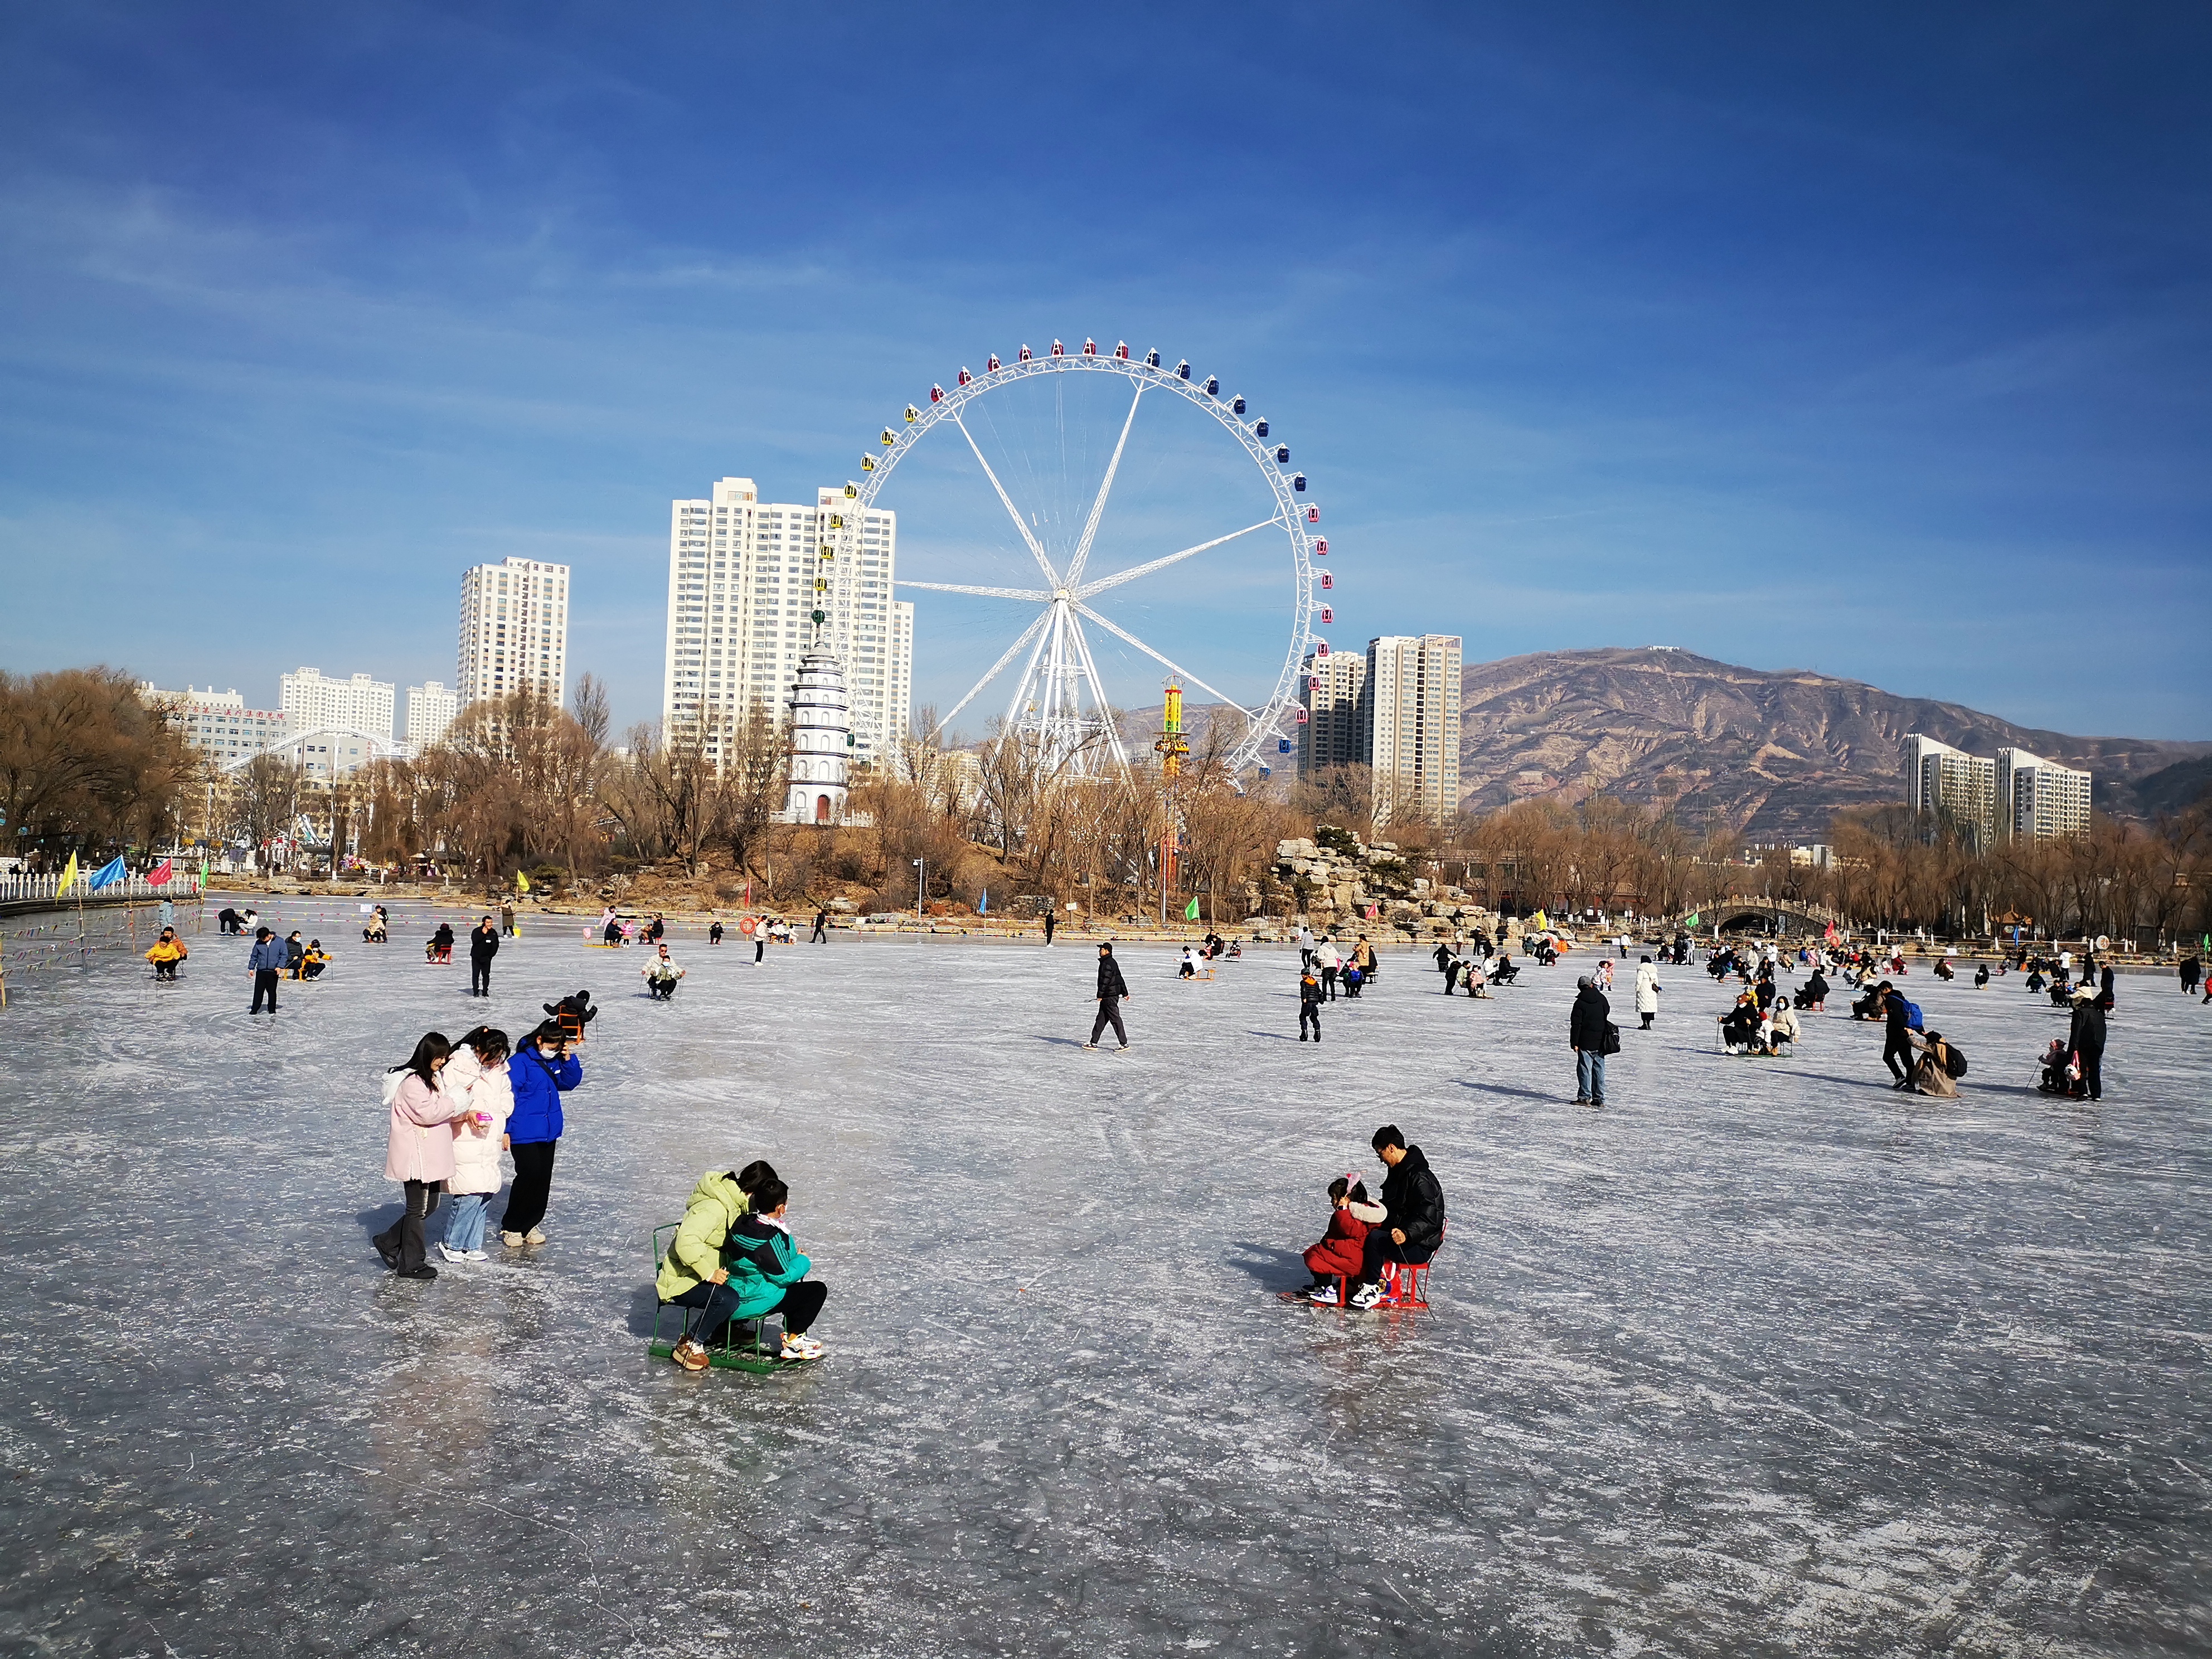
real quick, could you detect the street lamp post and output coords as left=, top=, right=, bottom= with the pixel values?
left=913, top=857, right=925, bottom=919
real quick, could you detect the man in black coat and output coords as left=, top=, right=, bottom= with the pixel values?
left=468, top=914, right=500, bottom=997
left=2067, top=987, right=2106, bottom=1100
left=1084, top=942, right=1131, bottom=1050
left=1570, top=974, right=1611, bottom=1105
left=1879, top=981, right=1915, bottom=1089
left=1348, top=1124, right=1445, bottom=1309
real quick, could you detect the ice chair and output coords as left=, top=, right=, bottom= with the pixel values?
left=646, top=1223, right=783, bottom=1374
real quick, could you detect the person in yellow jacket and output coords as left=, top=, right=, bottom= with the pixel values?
left=658, top=1160, right=776, bottom=1368
left=145, top=928, right=188, bottom=981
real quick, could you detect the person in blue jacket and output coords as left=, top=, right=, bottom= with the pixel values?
left=500, top=1020, right=582, bottom=1246
left=246, top=926, right=288, bottom=1013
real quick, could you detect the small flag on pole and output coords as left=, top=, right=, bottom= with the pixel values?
left=1684, top=911, right=1700, bottom=927
left=978, top=889, right=989, bottom=914
left=147, top=858, right=173, bottom=886
left=56, top=852, right=79, bottom=898
left=1183, top=896, right=1200, bottom=921
left=87, top=855, right=129, bottom=891
left=516, top=869, right=531, bottom=893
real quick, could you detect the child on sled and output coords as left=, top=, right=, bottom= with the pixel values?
left=1298, top=1176, right=1384, bottom=1305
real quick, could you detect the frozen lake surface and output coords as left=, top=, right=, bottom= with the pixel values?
left=2, top=899, right=2208, bottom=1657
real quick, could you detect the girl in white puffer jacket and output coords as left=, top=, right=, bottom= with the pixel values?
left=437, top=1027, right=514, bottom=1263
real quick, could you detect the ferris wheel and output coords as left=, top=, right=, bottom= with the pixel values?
left=826, top=338, right=1336, bottom=780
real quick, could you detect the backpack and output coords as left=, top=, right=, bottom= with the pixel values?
left=1902, top=999, right=1924, bottom=1032
left=1600, top=1020, right=1621, bottom=1056
left=1944, top=1044, right=1968, bottom=1079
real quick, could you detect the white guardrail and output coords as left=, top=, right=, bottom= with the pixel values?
left=0, top=873, right=205, bottom=905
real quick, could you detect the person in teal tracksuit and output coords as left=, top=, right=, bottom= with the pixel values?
left=721, top=1178, right=826, bottom=1362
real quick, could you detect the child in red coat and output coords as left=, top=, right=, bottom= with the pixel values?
left=1301, top=1176, right=1382, bottom=1304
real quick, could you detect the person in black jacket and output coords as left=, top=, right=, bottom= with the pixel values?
left=2067, top=987, right=2106, bottom=1100
left=1570, top=974, right=1611, bottom=1105
left=1879, top=982, right=1915, bottom=1089
left=1084, top=942, right=1131, bottom=1050
left=468, top=915, right=500, bottom=997
left=1298, top=968, right=1323, bottom=1041
left=1348, top=1125, right=1445, bottom=1309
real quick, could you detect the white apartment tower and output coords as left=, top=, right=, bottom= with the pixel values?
left=1365, top=634, right=1463, bottom=826
left=1297, top=648, right=1368, bottom=779
left=1997, top=747, right=2093, bottom=840
left=406, top=682, right=460, bottom=749
left=458, top=559, right=569, bottom=711
left=661, top=477, right=913, bottom=769
left=1907, top=734, right=2000, bottom=843
left=280, top=667, right=395, bottom=741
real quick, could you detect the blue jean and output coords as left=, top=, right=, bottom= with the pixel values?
left=444, top=1192, right=491, bottom=1253
left=1576, top=1049, right=1607, bottom=1100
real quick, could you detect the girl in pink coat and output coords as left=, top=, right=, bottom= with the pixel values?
left=372, top=1032, right=467, bottom=1279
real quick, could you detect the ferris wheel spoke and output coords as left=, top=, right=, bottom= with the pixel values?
left=932, top=608, right=1053, bottom=740
left=1064, top=611, right=1131, bottom=769
left=1063, top=384, right=1145, bottom=590
left=952, top=414, right=1060, bottom=587
left=1074, top=603, right=1254, bottom=721
left=900, top=580, right=1051, bottom=602
left=1076, top=515, right=1283, bottom=600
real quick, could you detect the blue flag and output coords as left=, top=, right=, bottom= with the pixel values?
left=978, top=890, right=989, bottom=914
left=86, top=855, right=130, bottom=891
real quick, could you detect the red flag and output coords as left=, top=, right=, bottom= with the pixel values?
left=147, top=859, right=173, bottom=886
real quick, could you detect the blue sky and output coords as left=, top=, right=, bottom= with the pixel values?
left=2, top=3, right=2207, bottom=739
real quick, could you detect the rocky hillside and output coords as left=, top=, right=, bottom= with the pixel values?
left=1458, top=648, right=2209, bottom=839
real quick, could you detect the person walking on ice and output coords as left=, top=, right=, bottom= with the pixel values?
left=246, top=926, right=287, bottom=1013
left=1298, top=966, right=1324, bottom=1041
left=1084, top=942, right=1132, bottom=1050
left=468, top=914, right=499, bottom=997
left=1633, top=955, right=1662, bottom=1029
left=1570, top=973, right=1613, bottom=1105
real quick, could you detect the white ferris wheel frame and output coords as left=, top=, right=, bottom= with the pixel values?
left=835, top=347, right=1326, bottom=780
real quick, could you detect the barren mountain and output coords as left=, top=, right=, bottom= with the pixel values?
left=1458, top=648, right=2209, bottom=840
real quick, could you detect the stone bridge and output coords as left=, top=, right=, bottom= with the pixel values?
left=1702, top=898, right=1839, bottom=936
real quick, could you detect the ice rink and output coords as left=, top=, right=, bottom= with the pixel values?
left=3, top=900, right=2208, bottom=1657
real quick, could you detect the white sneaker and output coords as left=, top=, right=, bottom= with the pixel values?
left=437, top=1243, right=465, bottom=1263
left=465, top=1249, right=488, bottom=1262
left=1349, top=1282, right=1384, bottom=1311
left=1306, top=1284, right=1340, bottom=1305
left=525, top=1228, right=547, bottom=1245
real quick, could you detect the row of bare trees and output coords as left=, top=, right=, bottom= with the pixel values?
left=0, top=667, right=197, bottom=864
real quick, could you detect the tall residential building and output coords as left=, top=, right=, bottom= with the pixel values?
left=661, top=477, right=913, bottom=770
left=458, top=558, right=570, bottom=711
left=406, top=681, right=460, bottom=749
left=1365, top=634, right=1462, bottom=826
left=1997, top=748, right=2093, bottom=840
left=1296, top=648, right=1368, bottom=779
left=138, top=684, right=287, bottom=765
left=1906, top=734, right=1999, bottom=842
left=280, top=667, right=395, bottom=741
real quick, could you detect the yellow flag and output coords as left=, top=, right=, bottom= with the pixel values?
left=1531, top=908, right=1548, bottom=930
left=56, top=852, right=78, bottom=897
left=515, top=870, right=531, bottom=893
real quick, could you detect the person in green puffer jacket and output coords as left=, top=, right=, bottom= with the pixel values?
left=659, top=1161, right=775, bottom=1369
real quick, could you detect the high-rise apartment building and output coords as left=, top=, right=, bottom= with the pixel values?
left=1296, top=648, right=1367, bottom=779
left=458, top=558, right=569, bottom=711
left=1365, top=634, right=1462, bottom=826
left=1906, top=734, right=2000, bottom=843
left=1997, top=748, right=2093, bottom=840
left=406, top=681, right=460, bottom=749
left=1904, top=734, right=2092, bottom=841
left=138, top=684, right=287, bottom=764
left=661, top=477, right=913, bottom=770
left=280, top=667, right=396, bottom=741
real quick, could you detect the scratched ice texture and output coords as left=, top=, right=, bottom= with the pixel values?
left=1, top=898, right=2208, bottom=1657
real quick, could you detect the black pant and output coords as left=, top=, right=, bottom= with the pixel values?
left=1884, top=1032, right=1914, bottom=1080
left=812, top=922, right=827, bottom=943
left=502, top=1140, right=558, bottom=1234
left=1640, top=1012, right=1654, bottom=1029
left=672, top=1279, right=744, bottom=1345
left=251, top=969, right=279, bottom=1012
left=374, top=1180, right=444, bottom=1272
left=1089, top=1000, right=1127, bottom=1045
left=774, top=1280, right=827, bottom=1336
left=1321, top=967, right=1338, bottom=1000
left=470, top=956, right=492, bottom=995
left=1299, top=1006, right=1321, bottom=1040
left=755, top=939, right=765, bottom=963
left=1355, top=1229, right=1434, bottom=1288
left=2075, top=1045, right=2103, bottom=1099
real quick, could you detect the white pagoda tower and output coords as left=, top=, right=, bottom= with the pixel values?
left=779, top=648, right=852, bottom=824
